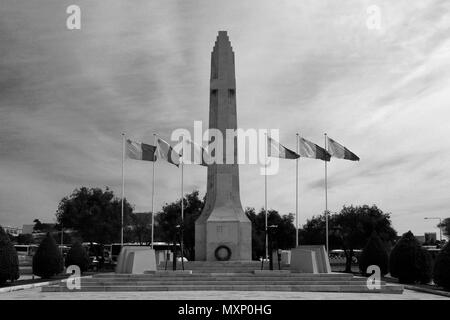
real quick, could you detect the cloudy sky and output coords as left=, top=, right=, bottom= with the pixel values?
left=1, top=0, right=449, bottom=238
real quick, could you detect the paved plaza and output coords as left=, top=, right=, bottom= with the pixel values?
left=0, top=288, right=448, bottom=300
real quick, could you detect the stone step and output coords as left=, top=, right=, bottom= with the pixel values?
left=159, top=269, right=268, bottom=273
left=93, top=277, right=357, bottom=282
left=158, top=261, right=262, bottom=264
left=82, top=275, right=362, bottom=281
left=41, top=271, right=403, bottom=294
left=157, top=265, right=270, bottom=271
left=95, top=273, right=355, bottom=279
left=158, top=269, right=275, bottom=272
left=81, top=277, right=363, bottom=282
left=156, top=262, right=279, bottom=269
left=83, top=275, right=367, bottom=281
left=42, top=284, right=403, bottom=293
left=75, top=280, right=373, bottom=286
left=87, top=279, right=360, bottom=284
left=157, top=265, right=267, bottom=268
left=175, top=264, right=265, bottom=265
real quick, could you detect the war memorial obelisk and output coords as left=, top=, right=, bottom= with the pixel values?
left=195, top=31, right=252, bottom=261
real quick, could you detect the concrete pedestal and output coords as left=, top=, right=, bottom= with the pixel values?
left=290, top=245, right=331, bottom=274
left=116, top=246, right=157, bottom=274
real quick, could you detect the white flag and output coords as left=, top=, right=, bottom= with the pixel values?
left=156, top=137, right=180, bottom=167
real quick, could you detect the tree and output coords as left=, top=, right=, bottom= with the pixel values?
left=127, top=212, right=153, bottom=245
left=245, top=208, right=296, bottom=260
left=299, top=205, right=397, bottom=273
left=432, top=242, right=450, bottom=290
left=154, top=190, right=204, bottom=260
left=55, top=187, right=133, bottom=244
left=33, top=219, right=43, bottom=232
left=437, top=217, right=450, bottom=239
left=65, top=242, right=90, bottom=273
left=0, top=226, right=20, bottom=285
left=334, top=205, right=397, bottom=273
left=33, top=219, right=54, bottom=233
left=245, top=208, right=266, bottom=260
left=7, top=233, right=16, bottom=243
left=389, top=231, right=432, bottom=284
left=358, top=231, right=389, bottom=276
left=298, top=214, right=327, bottom=246
left=17, top=233, right=34, bottom=245
left=33, top=233, right=64, bottom=279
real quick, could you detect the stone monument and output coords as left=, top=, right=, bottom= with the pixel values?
left=195, top=31, right=252, bottom=261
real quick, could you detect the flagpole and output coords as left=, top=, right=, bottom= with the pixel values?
left=264, top=132, right=268, bottom=261
left=295, top=133, right=299, bottom=247
left=181, top=135, right=184, bottom=222
left=151, top=134, right=156, bottom=249
left=324, top=133, right=329, bottom=254
left=121, top=132, right=125, bottom=247
left=181, top=135, right=184, bottom=262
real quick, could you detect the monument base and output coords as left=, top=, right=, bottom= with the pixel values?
left=115, top=246, right=157, bottom=274
left=195, top=218, right=252, bottom=261
left=290, top=245, right=331, bottom=274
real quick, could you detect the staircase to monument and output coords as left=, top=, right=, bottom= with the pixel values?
left=42, top=262, right=403, bottom=294
left=156, top=261, right=268, bottom=273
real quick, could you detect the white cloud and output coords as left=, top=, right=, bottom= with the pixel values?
left=0, top=0, right=449, bottom=238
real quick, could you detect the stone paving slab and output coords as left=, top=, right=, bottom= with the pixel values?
left=0, top=288, right=448, bottom=300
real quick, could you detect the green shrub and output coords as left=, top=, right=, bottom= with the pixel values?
left=433, top=242, right=450, bottom=290
left=65, top=242, right=90, bottom=273
left=389, top=231, right=432, bottom=284
left=359, top=231, right=389, bottom=276
left=32, top=233, right=63, bottom=279
left=0, top=226, right=20, bottom=285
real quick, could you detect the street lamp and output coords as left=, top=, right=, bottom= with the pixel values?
left=424, top=217, right=442, bottom=242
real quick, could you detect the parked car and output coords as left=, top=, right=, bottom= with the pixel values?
left=14, top=244, right=38, bottom=266
left=88, top=256, right=100, bottom=271
left=82, top=242, right=104, bottom=271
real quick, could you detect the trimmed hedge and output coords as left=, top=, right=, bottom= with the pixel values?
left=389, top=231, right=432, bottom=284
left=359, top=231, right=389, bottom=276
left=32, top=233, right=63, bottom=279
left=65, top=242, right=90, bottom=273
left=0, top=226, right=20, bottom=285
left=433, top=242, right=450, bottom=290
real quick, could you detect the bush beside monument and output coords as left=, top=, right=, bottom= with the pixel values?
left=32, top=232, right=64, bottom=279
left=0, top=226, right=20, bottom=285
left=389, top=231, right=432, bottom=284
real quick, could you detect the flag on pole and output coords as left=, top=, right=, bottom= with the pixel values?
left=183, top=138, right=210, bottom=166
left=267, top=136, right=299, bottom=159
left=327, top=137, right=360, bottom=161
left=125, top=139, right=156, bottom=161
left=299, top=137, right=331, bottom=161
left=156, top=137, right=180, bottom=167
